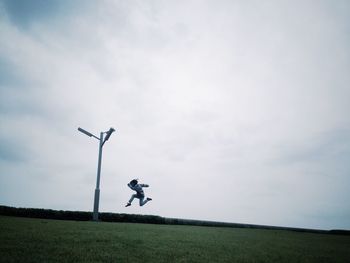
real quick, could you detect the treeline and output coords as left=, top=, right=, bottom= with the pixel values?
left=1, top=205, right=349, bottom=235
left=0, top=205, right=164, bottom=224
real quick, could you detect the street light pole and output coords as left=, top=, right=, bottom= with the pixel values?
left=78, top=127, right=115, bottom=222
left=93, top=132, right=103, bottom=221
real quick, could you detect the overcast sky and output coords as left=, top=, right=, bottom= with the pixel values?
left=0, top=0, right=349, bottom=230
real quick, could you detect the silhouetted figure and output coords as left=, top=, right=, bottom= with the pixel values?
left=125, top=179, right=152, bottom=207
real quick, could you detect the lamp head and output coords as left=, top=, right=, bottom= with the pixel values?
left=101, top=127, right=116, bottom=146
left=78, top=127, right=94, bottom=137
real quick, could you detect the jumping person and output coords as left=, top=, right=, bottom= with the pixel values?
left=125, top=179, right=152, bottom=207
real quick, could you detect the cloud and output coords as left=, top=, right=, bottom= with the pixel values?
left=0, top=0, right=86, bottom=30
left=0, top=0, right=349, bottom=229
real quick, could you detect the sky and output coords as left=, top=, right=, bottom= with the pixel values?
left=0, top=0, right=349, bottom=230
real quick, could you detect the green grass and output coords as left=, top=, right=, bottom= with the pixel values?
left=0, top=216, right=349, bottom=263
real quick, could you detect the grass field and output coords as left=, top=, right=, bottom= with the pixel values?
left=0, top=216, right=349, bottom=263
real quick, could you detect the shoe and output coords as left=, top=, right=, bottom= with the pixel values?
left=125, top=203, right=131, bottom=207
left=147, top=198, right=152, bottom=201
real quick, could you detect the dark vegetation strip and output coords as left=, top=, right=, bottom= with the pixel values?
left=0, top=205, right=348, bottom=235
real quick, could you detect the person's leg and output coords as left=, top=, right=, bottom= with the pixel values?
left=128, top=194, right=136, bottom=204
left=139, top=197, right=147, bottom=206
left=139, top=196, right=152, bottom=206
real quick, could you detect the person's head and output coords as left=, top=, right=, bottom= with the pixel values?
left=130, top=179, right=138, bottom=186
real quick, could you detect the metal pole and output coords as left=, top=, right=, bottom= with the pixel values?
left=93, top=132, right=104, bottom=221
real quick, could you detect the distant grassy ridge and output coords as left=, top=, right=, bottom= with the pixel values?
left=1, top=205, right=349, bottom=236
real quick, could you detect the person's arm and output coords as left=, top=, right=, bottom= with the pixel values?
left=140, top=184, right=149, bottom=187
left=127, top=183, right=135, bottom=190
